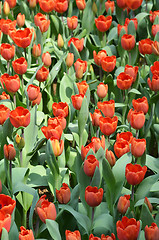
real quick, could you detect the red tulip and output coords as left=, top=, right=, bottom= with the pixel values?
left=124, top=64, right=138, bottom=83
left=6, top=0, right=16, bottom=8
left=10, top=28, right=33, bottom=48
left=97, top=100, right=115, bottom=118
left=54, top=0, right=68, bottom=13
left=114, top=140, right=130, bottom=158
left=27, top=84, right=40, bottom=101
left=34, top=13, right=50, bottom=33
left=90, top=109, right=102, bottom=127
left=48, top=115, right=66, bottom=130
left=126, top=0, right=143, bottom=10
left=0, top=104, right=10, bottom=125
left=152, top=24, right=159, bottom=37
left=105, top=0, right=115, bottom=13
left=117, top=195, right=130, bottom=215
left=131, top=138, right=146, bottom=158
left=89, top=234, right=101, bottom=240
left=32, top=44, right=41, bottom=58
left=56, top=183, right=71, bottom=204
left=9, top=107, right=30, bottom=128
left=95, top=15, right=112, bottom=32
left=0, top=73, right=20, bottom=93
left=38, top=0, right=55, bottom=12
left=125, top=163, right=147, bottom=185
left=99, top=116, right=118, bottom=136
left=105, top=149, right=116, bottom=167
left=67, top=16, right=78, bottom=30
left=0, top=194, right=16, bottom=215
left=3, top=144, right=16, bottom=161
left=132, top=96, right=149, bottom=114
left=76, top=81, right=89, bottom=95
left=65, top=230, right=81, bottom=240
left=19, top=226, right=34, bottom=240
left=32, top=92, right=42, bottom=106
left=0, top=212, right=11, bottom=237
left=150, top=10, right=159, bottom=23
left=76, top=0, right=86, bottom=10
left=101, top=233, right=116, bottom=240
left=0, top=43, right=15, bottom=61
left=139, top=39, right=153, bottom=55
left=12, top=57, right=27, bottom=75
left=117, top=24, right=128, bottom=36
left=101, top=56, right=116, bottom=72
left=93, top=50, right=107, bottom=67
left=150, top=61, right=159, bottom=75
left=16, top=13, right=25, bottom=27
left=130, top=110, right=145, bottom=130
left=147, top=74, right=159, bottom=92
left=85, top=186, right=103, bottom=207
left=125, top=18, right=138, bottom=30
left=84, top=155, right=99, bottom=177
left=41, top=123, right=63, bottom=140
left=91, top=135, right=105, bottom=152
left=0, top=92, right=10, bottom=100
left=81, top=142, right=95, bottom=161
left=52, top=102, right=69, bottom=118
left=116, top=0, right=127, bottom=8
left=36, top=66, right=49, bottom=82
left=1, top=19, right=16, bottom=35
left=144, top=197, right=153, bottom=213
left=116, top=216, right=140, bottom=240
left=42, top=52, right=51, bottom=67
left=50, top=137, right=64, bottom=157
left=121, top=34, right=135, bottom=51
left=145, top=223, right=159, bottom=240
left=74, top=59, right=87, bottom=78
left=66, top=53, right=74, bottom=68
left=71, top=94, right=84, bottom=110
left=36, top=198, right=56, bottom=223
left=116, top=131, right=133, bottom=143
left=117, top=72, right=133, bottom=90
left=68, top=38, right=84, bottom=52
left=97, top=83, right=108, bottom=99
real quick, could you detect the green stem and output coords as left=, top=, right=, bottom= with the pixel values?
left=131, top=185, right=134, bottom=201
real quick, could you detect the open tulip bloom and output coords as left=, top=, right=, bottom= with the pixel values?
left=0, top=0, right=159, bottom=239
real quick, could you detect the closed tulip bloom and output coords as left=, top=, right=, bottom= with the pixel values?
left=151, top=61, right=159, bottom=75
left=131, top=138, right=146, bottom=158
left=66, top=53, right=74, bottom=68
left=67, top=16, right=78, bottom=30
left=117, top=72, right=133, bottom=90
left=76, top=0, right=86, bottom=10
left=125, top=163, right=147, bottom=185
left=41, top=123, right=63, bottom=140
left=32, top=92, right=42, bottom=106
left=97, top=100, right=115, bottom=118
left=91, top=135, right=105, bottom=152
left=101, top=233, right=116, bottom=240
left=124, top=64, right=138, bottom=83
left=126, top=0, right=143, bottom=10
left=0, top=104, right=10, bottom=125
left=76, top=81, right=89, bottom=95
left=3, top=0, right=10, bottom=15
left=16, top=13, right=25, bottom=27
left=0, top=73, right=20, bottom=94
left=99, top=116, right=118, bottom=136
left=116, top=0, right=127, bottom=8
left=9, top=107, right=30, bottom=128
left=35, top=195, right=47, bottom=214
left=42, top=52, right=52, bottom=67
left=74, top=59, right=87, bottom=76
left=1, top=19, right=16, bottom=35
left=85, top=186, right=103, bottom=207
left=19, top=226, right=34, bottom=240
left=114, top=140, right=130, bottom=158
left=10, top=28, right=33, bottom=48
left=144, top=197, right=153, bottom=213
left=65, top=230, right=81, bottom=240
left=36, top=66, right=49, bottom=82
left=117, top=216, right=140, bottom=240
left=68, top=38, right=84, bottom=52
left=105, top=0, right=115, bottom=13
left=0, top=212, right=11, bottom=237
left=121, top=34, right=135, bottom=51
left=0, top=194, right=16, bottom=215
left=90, top=109, right=103, bottom=127
left=54, top=0, right=68, bottom=13
left=150, top=10, right=159, bottom=23
left=52, top=102, right=69, bottom=118
left=34, top=13, right=50, bottom=33
left=36, top=199, right=56, bottom=223
left=4, top=144, right=16, bottom=161
left=105, top=149, right=116, bottom=167
left=93, top=50, right=107, bottom=67
left=152, top=24, right=159, bottom=37
left=0, top=92, right=10, bottom=100
left=130, top=110, right=145, bottom=130
left=117, top=24, right=128, bottom=36
left=147, top=74, right=159, bottom=92
left=32, top=44, right=41, bottom=58
left=12, top=57, right=27, bottom=75
left=81, top=142, right=95, bottom=161
left=48, top=115, right=66, bottom=130
left=145, top=223, right=159, bottom=240
left=101, top=56, right=116, bottom=72
left=71, top=94, right=84, bottom=110
left=95, top=15, right=112, bottom=32
left=125, top=18, right=138, bottom=30
left=117, top=195, right=130, bottom=215
left=97, top=83, right=108, bottom=99
left=132, top=96, right=149, bottom=114
left=28, top=0, right=37, bottom=8
left=84, top=155, right=99, bottom=177
left=38, top=0, right=55, bottom=12
left=27, top=84, right=40, bottom=101
left=0, top=43, right=15, bottom=61
left=6, top=0, right=16, bottom=8
left=139, top=39, right=153, bottom=55
left=56, top=183, right=71, bottom=204
left=50, top=137, right=64, bottom=157
left=116, top=132, right=133, bottom=143
left=152, top=41, right=159, bottom=56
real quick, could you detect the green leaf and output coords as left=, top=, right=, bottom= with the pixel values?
left=140, top=203, right=154, bottom=229
left=102, top=158, right=116, bottom=191
left=135, top=13, right=149, bottom=24
left=59, top=74, right=74, bottom=104
left=46, top=220, right=61, bottom=240
left=91, top=167, right=100, bottom=188
left=78, top=97, right=89, bottom=139
left=69, top=42, right=81, bottom=61
left=20, top=1, right=30, bottom=20
left=107, top=27, right=118, bottom=43
left=146, top=155, right=159, bottom=173
left=150, top=181, right=159, bottom=192
left=82, top=0, right=94, bottom=33
left=92, top=213, right=113, bottom=236
left=135, top=197, right=159, bottom=207
left=27, top=165, right=48, bottom=187
left=1, top=228, right=9, bottom=240
left=9, top=222, right=19, bottom=240
left=128, top=88, right=141, bottom=95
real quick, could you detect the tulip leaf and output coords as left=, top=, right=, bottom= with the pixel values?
left=103, top=158, right=116, bottom=190
left=146, top=154, right=159, bottom=173
left=82, top=0, right=94, bottom=33
left=107, top=27, right=118, bottom=43
left=1, top=228, right=9, bottom=240
left=91, top=167, right=100, bottom=188
left=69, top=42, right=81, bottom=61
left=140, top=203, right=154, bottom=229
left=92, top=213, right=113, bottom=236
left=9, top=222, right=19, bottom=240
left=135, top=13, right=149, bottom=24
left=59, top=74, right=74, bottom=104
left=20, top=1, right=30, bottom=20
left=46, top=220, right=62, bottom=240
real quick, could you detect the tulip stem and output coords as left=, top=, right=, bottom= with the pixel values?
left=7, top=60, right=10, bottom=74
left=136, top=130, right=138, bottom=139
left=131, top=185, right=134, bottom=201
left=13, top=94, right=16, bottom=108
left=9, top=160, right=12, bottom=191
left=21, top=74, right=24, bottom=97
left=24, top=48, right=27, bottom=60
left=129, top=52, right=131, bottom=65
left=91, top=207, right=95, bottom=226
left=96, top=128, right=99, bottom=138
left=99, top=67, right=102, bottom=82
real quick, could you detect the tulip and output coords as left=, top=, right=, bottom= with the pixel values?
left=132, top=96, right=149, bottom=115
left=93, top=50, right=107, bottom=67
left=81, top=142, right=95, bottom=161
left=139, top=39, right=153, bottom=55
left=29, top=0, right=37, bottom=8
left=85, top=186, right=103, bottom=207
left=10, top=28, right=33, bottom=48
left=66, top=53, right=74, bottom=68
left=97, top=83, right=108, bottom=99
left=36, top=66, right=49, bottom=82
left=152, top=24, right=159, bottom=37
left=52, top=102, right=69, bottom=118
left=0, top=92, right=10, bottom=100
left=3, top=1, right=10, bottom=15
left=0, top=43, right=15, bottom=61
left=116, top=0, right=127, bottom=8
left=90, top=109, right=103, bottom=127
left=83, top=155, right=99, bottom=177
left=117, top=24, right=128, bottom=36
left=36, top=199, right=56, bottom=223
left=116, top=131, right=133, bottom=143
left=67, top=16, right=78, bottom=30
left=38, top=0, right=55, bottom=12
left=34, top=13, right=50, bottom=33
left=105, top=0, right=115, bottom=13
left=0, top=73, right=20, bottom=94
left=95, top=15, right=112, bottom=32
left=5, top=0, right=16, bottom=8
left=74, top=59, right=87, bottom=75
left=32, top=92, right=42, bottom=106
left=1, top=19, right=16, bottom=35
left=151, top=61, right=159, bottom=75
left=125, top=18, right=138, bottom=30
left=91, top=135, right=105, bottom=152
left=50, top=137, right=64, bottom=157
left=144, top=197, right=153, bottom=213
left=9, top=107, right=30, bottom=128
left=4, top=144, right=16, bottom=161
left=124, top=64, right=138, bottom=83
left=89, top=234, right=101, bottom=240
left=48, top=115, right=66, bottom=130
left=19, top=226, right=34, bottom=240
left=42, top=52, right=52, bottom=67
left=101, top=56, right=116, bottom=72
left=121, top=34, right=136, bottom=51
left=105, top=149, right=116, bottom=167
left=114, top=140, right=130, bottom=158
left=35, top=195, right=47, bottom=214
left=0, top=194, right=16, bottom=215
left=125, top=0, right=143, bottom=10
left=27, top=84, right=40, bottom=101
left=117, top=195, right=130, bottom=215
left=97, top=100, right=115, bottom=118
left=76, top=81, right=89, bottom=95
left=152, top=41, right=159, bottom=56
left=0, top=212, right=11, bottom=237
left=68, top=38, right=84, bottom=52
left=71, top=94, right=84, bottom=110
left=116, top=216, right=140, bottom=240
left=32, top=44, right=41, bottom=58
left=76, top=0, right=86, bottom=10
left=150, top=10, right=159, bottom=23
left=99, top=116, right=118, bottom=136
left=0, top=104, right=10, bottom=125
left=54, top=0, right=68, bottom=13
left=41, top=123, right=63, bottom=140
left=12, top=57, right=27, bottom=75
left=101, top=233, right=116, bottom=240
left=145, top=223, right=159, bottom=240
left=130, top=110, right=145, bottom=130
left=147, top=74, right=159, bottom=92
left=16, top=13, right=25, bottom=27
left=125, top=163, right=147, bottom=185
left=117, top=72, right=133, bottom=90
left=65, top=230, right=81, bottom=240
left=56, top=183, right=71, bottom=204
left=131, top=138, right=146, bottom=158
left=57, top=34, right=64, bottom=48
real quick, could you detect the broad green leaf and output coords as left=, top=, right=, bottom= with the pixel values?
left=92, top=213, right=113, bottom=236
left=78, top=97, right=88, bottom=145
left=1, top=228, right=9, bottom=240
left=59, top=74, right=74, bottom=104
left=146, top=155, right=159, bottom=173
left=140, top=203, right=154, bottom=229
left=9, top=222, right=19, bottom=240
left=46, top=220, right=61, bottom=240
left=82, top=0, right=94, bottom=33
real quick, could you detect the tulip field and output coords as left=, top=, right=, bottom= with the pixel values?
left=1, top=0, right=159, bottom=239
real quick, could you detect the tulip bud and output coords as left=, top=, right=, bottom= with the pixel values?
left=97, top=83, right=108, bottom=99
left=152, top=41, right=159, bottom=56
left=144, top=197, right=153, bottom=213
left=16, top=13, right=25, bottom=27
left=32, top=44, right=41, bottom=58
left=92, top=2, right=97, bottom=15
left=3, top=1, right=10, bottom=15
left=57, top=34, right=64, bottom=48
left=42, top=52, right=52, bottom=67
left=0, top=179, right=2, bottom=193
left=117, top=195, right=130, bottom=214
left=50, top=137, right=64, bottom=157
left=105, top=149, right=116, bottom=167
left=4, top=144, right=16, bottom=161
left=75, top=66, right=84, bottom=79
left=56, top=183, right=71, bottom=204
left=66, top=53, right=74, bottom=68
left=15, top=134, right=25, bottom=150
left=29, top=0, right=36, bottom=8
